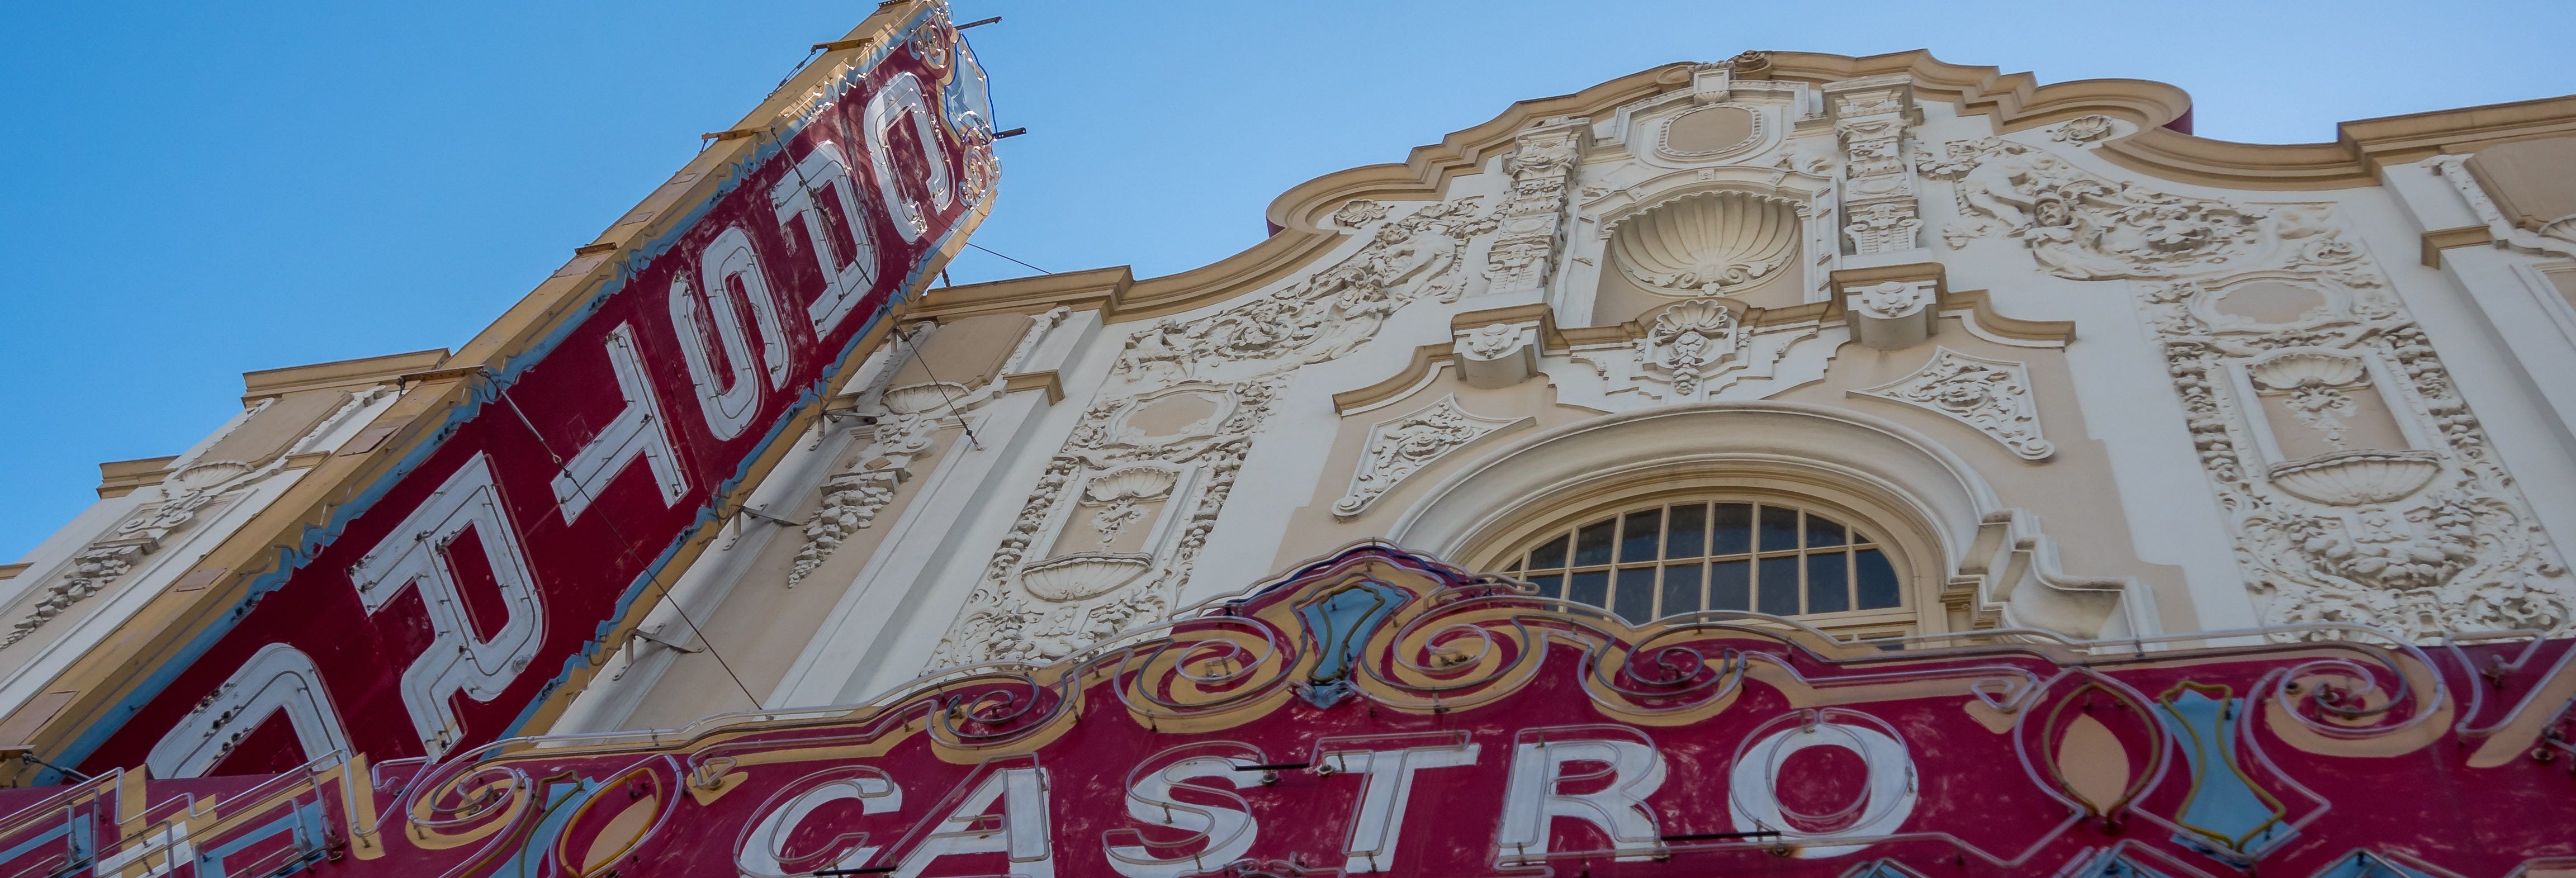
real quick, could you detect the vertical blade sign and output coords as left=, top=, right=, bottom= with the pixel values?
left=69, top=4, right=998, bottom=777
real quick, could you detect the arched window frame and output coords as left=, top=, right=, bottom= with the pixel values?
left=1471, top=485, right=1943, bottom=640
left=1502, top=496, right=1905, bottom=619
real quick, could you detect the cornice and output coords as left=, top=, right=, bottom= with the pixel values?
left=2080, top=95, right=2576, bottom=189
left=924, top=51, right=2576, bottom=327
left=239, top=348, right=448, bottom=404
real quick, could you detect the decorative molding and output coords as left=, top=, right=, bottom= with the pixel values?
left=1561, top=297, right=1838, bottom=408
left=1852, top=348, right=2053, bottom=460
left=1636, top=299, right=1744, bottom=397
left=1331, top=199, right=1389, bottom=229
left=2048, top=115, right=2116, bottom=145
left=2418, top=225, right=2494, bottom=268
left=1925, top=135, right=2572, bottom=638
left=1938, top=290, right=2075, bottom=347
left=1606, top=191, right=1801, bottom=296
left=1453, top=321, right=1541, bottom=389
left=1483, top=118, right=1588, bottom=296
left=94, top=456, right=179, bottom=500
left=1383, top=401, right=2137, bottom=638
left=1826, top=77, right=1925, bottom=257
left=1843, top=279, right=1939, bottom=350
left=931, top=197, right=1502, bottom=666
left=1333, top=396, right=1528, bottom=519
left=897, top=59, right=2576, bottom=329
left=1331, top=344, right=1455, bottom=416
left=1002, top=370, right=1064, bottom=404
left=2431, top=155, right=2576, bottom=261
left=788, top=309, right=1071, bottom=586
left=6, top=459, right=269, bottom=649
left=239, top=348, right=448, bottom=404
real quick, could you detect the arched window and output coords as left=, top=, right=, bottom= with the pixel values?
left=1504, top=499, right=1902, bottom=624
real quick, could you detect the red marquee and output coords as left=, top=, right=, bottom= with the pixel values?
left=8, top=544, right=2573, bottom=877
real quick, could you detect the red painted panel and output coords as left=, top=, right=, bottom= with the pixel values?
left=13, top=545, right=2576, bottom=878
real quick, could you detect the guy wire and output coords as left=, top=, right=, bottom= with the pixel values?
left=492, top=376, right=765, bottom=710
left=892, top=324, right=986, bottom=450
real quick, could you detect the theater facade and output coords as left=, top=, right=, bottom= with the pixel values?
left=4, top=4, right=2576, bottom=874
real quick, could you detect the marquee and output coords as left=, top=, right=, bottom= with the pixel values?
left=5, top=544, right=2570, bottom=877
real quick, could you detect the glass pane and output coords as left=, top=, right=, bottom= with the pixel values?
left=1665, top=504, right=1707, bottom=558
left=1807, top=552, right=1851, bottom=614
left=1529, top=534, right=1569, bottom=570
left=1759, top=505, right=1800, bottom=552
left=1757, top=557, right=1801, bottom=616
left=1505, top=560, right=1521, bottom=573
left=1710, top=560, right=1750, bottom=611
left=1530, top=573, right=1564, bottom=600
left=1711, top=504, right=1753, bottom=556
left=1620, top=509, right=1663, bottom=563
left=1568, top=570, right=1610, bottom=608
left=1660, top=563, right=1703, bottom=617
left=1806, top=515, right=1847, bottom=548
left=1855, top=549, right=1902, bottom=609
left=1614, top=567, right=1656, bottom=623
left=1573, top=519, right=1616, bottom=567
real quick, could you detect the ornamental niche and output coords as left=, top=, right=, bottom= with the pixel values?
left=930, top=197, right=1501, bottom=666
left=1922, top=137, right=2571, bottom=638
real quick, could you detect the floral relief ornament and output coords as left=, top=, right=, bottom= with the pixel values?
left=1853, top=348, right=2053, bottom=461
left=1461, top=323, right=1523, bottom=360
left=932, top=197, right=1503, bottom=667
left=1917, top=134, right=2572, bottom=639
left=2049, top=115, right=2116, bottom=145
left=1851, top=280, right=1933, bottom=320
left=1333, top=396, right=1524, bottom=518
left=1635, top=299, right=1742, bottom=397
left=1915, top=136, right=2285, bottom=279
left=6, top=459, right=262, bottom=648
left=787, top=310, right=1069, bottom=586
left=1333, top=199, right=1390, bottom=229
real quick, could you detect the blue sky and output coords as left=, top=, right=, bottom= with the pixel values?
left=3, top=1, right=2572, bottom=559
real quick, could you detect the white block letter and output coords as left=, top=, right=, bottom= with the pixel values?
left=553, top=322, right=688, bottom=519
left=1323, top=742, right=1479, bottom=873
left=1728, top=719, right=1917, bottom=858
left=1498, top=735, right=1666, bottom=862
left=736, top=768, right=902, bottom=877
left=894, top=766, right=1052, bottom=878
left=669, top=270, right=761, bottom=442
left=769, top=141, right=880, bottom=336
left=864, top=72, right=954, bottom=243
left=1106, top=752, right=1259, bottom=878
left=348, top=453, right=543, bottom=759
left=700, top=227, right=792, bottom=391
left=145, top=643, right=352, bottom=778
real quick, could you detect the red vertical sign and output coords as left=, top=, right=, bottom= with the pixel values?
left=65, top=3, right=997, bottom=777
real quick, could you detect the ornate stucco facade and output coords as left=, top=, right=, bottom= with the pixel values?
left=9, top=49, right=2576, bottom=748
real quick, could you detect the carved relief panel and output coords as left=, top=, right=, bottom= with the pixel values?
left=1484, top=120, right=1588, bottom=297
left=1564, top=297, right=1832, bottom=407
left=1332, top=396, right=1528, bottom=519
left=931, top=198, right=1502, bottom=667
left=789, top=309, right=1069, bottom=585
left=1853, top=348, right=2053, bottom=461
left=1923, top=135, right=2572, bottom=638
left=1825, top=76, right=1924, bottom=257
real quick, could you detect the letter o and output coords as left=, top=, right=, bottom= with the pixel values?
left=1727, top=716, right=1916, bottom=858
